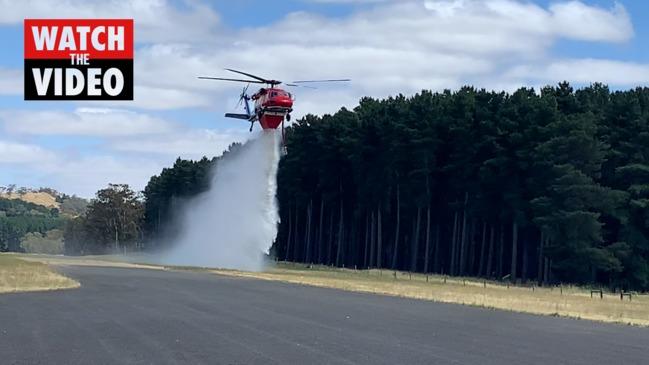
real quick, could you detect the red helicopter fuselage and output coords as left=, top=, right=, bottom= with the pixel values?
left=198, top=69, right=348, bottom=136
left=251, top=87, right=294, bottom=129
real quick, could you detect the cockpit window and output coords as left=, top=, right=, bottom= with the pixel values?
left=270, top=91, right=278, bottom=97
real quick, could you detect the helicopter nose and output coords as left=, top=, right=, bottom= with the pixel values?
left=276, top=98, right=293, bottom=108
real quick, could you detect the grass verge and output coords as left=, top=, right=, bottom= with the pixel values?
left=17, top=253, right=164, bottom=270
left=211, top=262, right=649, bottom=327
left=0, top=254, right=79, bottom=293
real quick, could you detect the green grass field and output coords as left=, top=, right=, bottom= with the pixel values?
left=0, top=254, right=79, bottom=293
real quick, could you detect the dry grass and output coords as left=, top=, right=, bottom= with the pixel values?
left=212, top=262, right=649, bottom=327
left=0, top=254, right=79, bottom=293
left=0, top=191, right=60, bottom=209
left=17, top=254, right=164, bottom=270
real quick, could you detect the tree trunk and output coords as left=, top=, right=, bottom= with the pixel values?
left=522, top=231, right=529, bottom=283
left=114, top=218, right=119, bottom=251
left=409, top=220, right=416, bottom=271
left=293, top=206, right=300, bottom=262
left=305, top=200, right=312, bottom=263
left=285, top=204, right=292, bottom=261
left=450, top=210, right=459, bottom=275
left=468, top=219, right=477, bottom=275
left=377, top=205, right=382, bottom=269
left=369, top=211, right=375, bottom=268
left=411, top=207, right=422, bottom=272
left=498, top=224, right=504, bottom=278
left=543, top=250, right=550, bottom=285
left=459, top=193, right=469, bottom=275
left=318, top=199, right=324, bottom=263
left=486, top=225, right=495, bottom=277
left=538, top=232, right=545, bottom=285
left=364, top=213, right=370, bottom=268
left=424, top=206, right=431, bottom=273
left=433, top=224, right=440, bottom=273
left=346, top=212, right=354, bottom=268
left=327, top=208, right=334, bottom=265
left=335, top=200, right=344, bottom=267
left=392, top=184, right=401, bottom=270
left=478, top=221, right=487, bottom=277
left=511, top=221, right=518, bottom=282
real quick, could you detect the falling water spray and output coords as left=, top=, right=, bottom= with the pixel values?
left=158, top=130, right=281, bottom=271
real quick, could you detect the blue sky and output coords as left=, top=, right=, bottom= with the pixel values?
left=0, top=0, right=647, bottom=197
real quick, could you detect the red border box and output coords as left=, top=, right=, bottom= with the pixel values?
left=24, top=19, right=133, bottom=60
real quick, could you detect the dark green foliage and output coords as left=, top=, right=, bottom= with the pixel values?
left=63, top=184, right=143, bottom=255
left=0, top=197, right=55, bottom=217
left=58, top=195, right=89, bottom=216
left=138, top=83, right=649, bottom=291
left=0, top=198, right=64, bottom=252
left=273, top=83, right=649, bottom=291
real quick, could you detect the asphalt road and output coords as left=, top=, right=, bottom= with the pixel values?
left=0, top=266, right=647, bottom=365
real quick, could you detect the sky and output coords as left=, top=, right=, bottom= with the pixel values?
left=0, top=0, right=648, bottom=198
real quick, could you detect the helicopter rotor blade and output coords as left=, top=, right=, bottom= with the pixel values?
left=224, top=69, right=277, bottom=84
left=286, top=83, right=318, bottom=90
left=291, top=79, right=351, bottom=84
left=198, top=76, right=265, bottom=84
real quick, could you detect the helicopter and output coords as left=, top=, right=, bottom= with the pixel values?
left=198, top=69, right=350, bottom=139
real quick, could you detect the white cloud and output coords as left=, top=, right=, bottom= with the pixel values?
left=40, top=155, right=165, bottom=198
left=506, top=59, right=649, bottom=85
left=0, top=130, right=245, bottom=197
left=305, top=0, right=388, bottom=3
left=0, top=141, right=56, bottom=164
left=126, top=0, right=636, bottom=116
left=0, top=149, right=168, bottom=198
left=89, top=85, right=214, bottom=110
left=7, top=0, right=637, bottom=113
left=1, top=107, right=175, bottom=136
left=110, top=128, right=251, bottom=159
left=0, top=0, right=221, bottom=43
left=0, top=0, right=645, bottom=197
left=549, top=1, right=632, bottom=42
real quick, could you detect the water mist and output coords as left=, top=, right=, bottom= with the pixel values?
left=159, top=130, right=281, bottom=271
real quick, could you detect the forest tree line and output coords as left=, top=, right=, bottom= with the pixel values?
left=53, top=82, right=649, bottom=291
left=275, top=83, right=649, bottom=291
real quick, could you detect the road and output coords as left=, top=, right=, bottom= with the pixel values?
left=0, top=266, right=647, bottom=365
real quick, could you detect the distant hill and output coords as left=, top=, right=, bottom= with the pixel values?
left=0, top=186, right=88, bottom=217
left=0, top=191, right=59, bottom=209
left=0, top=196, right=64, bottom=252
